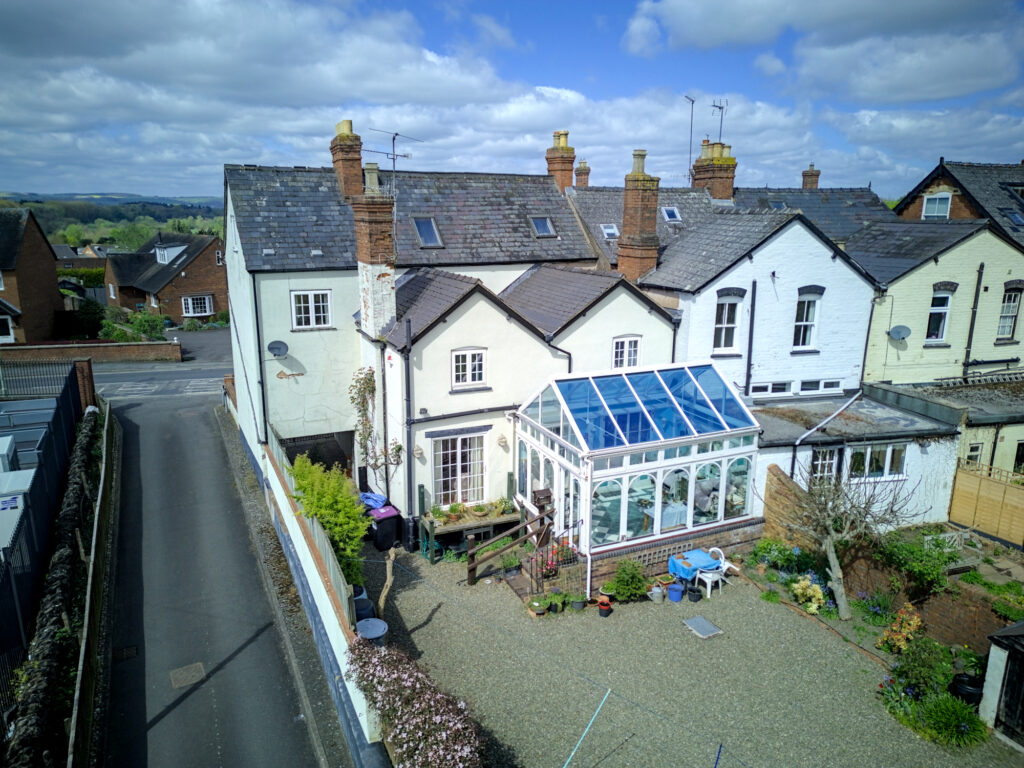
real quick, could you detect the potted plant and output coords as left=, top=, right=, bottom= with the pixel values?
left=599, top=583, right=616, bottom=601
left=496, top=496, right=515, bottom=515
left=501, top=553, right=521, bottom=577
left=567, top=593, right=587, bottom=611
left=540, top=555, right=559, bottom=579
left=471, top=503, right=489, bottom=518
left=547, top=591, right=565, bottom=614
left=528, top=596, right=548, bottom=616
left=609, top=559, right=647, bottom=602
left=446, top=502, right=464, bottom=524
left=429, top=504, right=444, bottom=522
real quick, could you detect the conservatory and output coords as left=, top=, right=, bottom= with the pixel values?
left=512, top=363, right=760, bottom=554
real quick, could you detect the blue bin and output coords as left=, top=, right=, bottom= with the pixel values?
left=357, top=618, right=389, bottom=647
left=667, top=582, right=684, bottom=602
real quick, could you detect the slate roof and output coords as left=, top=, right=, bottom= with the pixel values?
left=569, top=186, right=715, bottom=265
left=106, top=232, right=216, bottom=293
left=754, top=393, right=957, bottom=448
left=499, top=264, right=668, bottom=337
left=0, top=209, right=30, bottom=270
left=843, top=219, right=989, bottom=287
left=733, top=187, right=896, bottom=242
left=383, top=268, right=482, bottom=349
left=639, top=210, right=796, bottom=292
left=52, top=244, right=78, bottom=260
left=225, top=165, right=595, bottom=273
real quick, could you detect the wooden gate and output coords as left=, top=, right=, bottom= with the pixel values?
left=950, top=460, right=1024, bottom=546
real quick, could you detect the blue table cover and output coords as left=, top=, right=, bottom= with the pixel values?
left=668, top=549, right=720, bottom=581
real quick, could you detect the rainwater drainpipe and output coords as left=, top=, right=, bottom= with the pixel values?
left=403, top=319, right=416, bottom=548
left=251, top=272, right=268, bottom=445
left=379, top=341, right=390, bottom=500
left=789, top=390, right=862, bottom=477
left=962, top=262, right=985, bottom=379
left=547, top=338, right=573, bottom=373
left=744, top=280, right=757, bottom=396
left=670, top=315, right=680, bottom=363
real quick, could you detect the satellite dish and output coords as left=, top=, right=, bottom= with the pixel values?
left=267, top=340, right=289, bottom=357
left=888, top=325, right=911, bottom=341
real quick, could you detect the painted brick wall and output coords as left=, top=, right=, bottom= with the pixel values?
left=156, top=239, right=227, bottom=324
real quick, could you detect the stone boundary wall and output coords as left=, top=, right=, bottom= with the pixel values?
left=0, top=341, right=181, bottom=363
left=761, top=464, right=817, bottom=551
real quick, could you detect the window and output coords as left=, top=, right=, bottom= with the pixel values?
left=800, top=380, right=820, bottom=392
left=601, top=224, right=619, bottom=239
left=922, top=193, right=951, bottom=220
left=926, top=292, right=951, bottom=341
left=998, top=290, right=1021, bottom=339
left=156, top=246, right=170, bottom=264
left=108, top=283, right=116, bottom=300
left=849, top=443, right=907, bottom=480
left=150, top=294, right=158, bottom=309
left=612, top=336, right=640, bottom=368
left=751, top=381, right=791, bottom=395
left=451, top=348, right=485, bottom=388
left=661, top=206, right=681, bottom=222
left=1015, top=441, right=1024, bottom=475
left=0, top=273, right=4, bottom=290
left=811, top=448, right=839, bottom=479
left=768, top=201, right=786, bottom=210
left=413, top=217, right=442, bottom=247
left=965, top=443, right=984, bottom=465
left=433, top=434, right=484, bottom=506
left=530, top=217, right=555, bottom=237
left=713, top=300, right=739, bottom=350
left=182, top=295, right=212, bottom=316
left=216, top=249, right=223, bottom=266
left=793, top=298, right=817, bottom=347
left=291, top=290, right=331, bottom=329
left=0, top=316, right=13, bottom=343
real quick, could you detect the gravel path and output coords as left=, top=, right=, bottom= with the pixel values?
left=362, top=550, right=1024, bottom=768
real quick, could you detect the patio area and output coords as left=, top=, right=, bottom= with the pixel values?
left=362, top=546, right=1024, bottom=768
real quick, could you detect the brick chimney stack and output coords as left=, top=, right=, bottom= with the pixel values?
left=574, top=160, right=590, bottom=189
left=617, top=150, right=660, bottom=282
left=691, top=139, right=736, bottom=200
left=545, top=130, right=576, bottom=194
left=802, top=163, right=821, bottom=190
left=330, top=119, right=364, bottom=200
left=351, top=160, right=396, bottom=338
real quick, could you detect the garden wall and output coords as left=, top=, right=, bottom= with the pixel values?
left=843, top=546, right=1009, bottom=655
left=0, top=341, right=181, bottom=363
left=760, top=464, right=818, bottom=551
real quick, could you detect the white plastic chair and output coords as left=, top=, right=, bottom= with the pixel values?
left=709, top=547, right=738, bottom=584
left=696, top=567, right=724, bottom=598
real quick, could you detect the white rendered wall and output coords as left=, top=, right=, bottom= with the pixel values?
left=979, top=644, right=1008, bottom=727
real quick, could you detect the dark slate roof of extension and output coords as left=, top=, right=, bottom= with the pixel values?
left=843, top=219, right=990, bottom=287
left=384, top=268, right=481, bottom=349
left=569, top=186, right=715, bottom=265
left=225, top=165, right=594, bottom=273
left=639, top=210, right=797, bottom=292
left=0, top=209, right=30, bottom=270
left=52, top=244, right=78, bottom=260
left=733, top=187, right=896, bottom=241
left=500, top=264, right=672, bottom=337
left=106, top=232, right=216, bottom=293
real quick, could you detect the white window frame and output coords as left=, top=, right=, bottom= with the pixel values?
left=926, top=291, right=952, bottom=342
left=661, top=206, right=681, bottom=222
left=0, top=273, right=4, bottom=290
left=216, top=249, right=223, bottom=266
left=848, top=443, right=907, bottom=481
left=530, top=217, right=556, bottom=238
left=0, top=315, right=14, bottom=343
left=108, top=283, right=116, bottom=300
left=149, top=293, right=159, bottom=309
left=793, top=298, right=817, bottom=348
left=713, top=298, right=740, bottom=351
left=413, top=217, right=443, bottom=248
left=451, top=348, right=486, bottom=389
left=601, top=224, right=619, bottom=239
left=750, top=381, right=791, bottom=396
left=811, top=447, right=839, bottom=479
left=291, top=290, right=332, bottom=329
left=181, top=294, right=212, bottom=317
left=922, top=193, right=951, bottom=220
left=432, top=434, right=485, bottom=507
left=965, top=443, right=984, bottom=465
left=997, top=290, right=1021, bottom=339
left=611, top=336, right=640, bottom=368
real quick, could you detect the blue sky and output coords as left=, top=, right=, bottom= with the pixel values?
left=1, top=0, right=1022, bottom=199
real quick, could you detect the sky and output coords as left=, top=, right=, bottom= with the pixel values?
left=1, top=0, right=1022, bottom=200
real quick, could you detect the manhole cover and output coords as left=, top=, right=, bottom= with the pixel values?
left=169, top=662, right=206, bottom=689
left=113, top=646, right=137, bottom=662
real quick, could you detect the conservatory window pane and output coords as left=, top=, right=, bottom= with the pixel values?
left=592, top=374, right=657, bottom=444
left=590, top=480, right=621, bottom=546
left=661, top=468, right=689, bottom=532
left=530, top=449, right=541, bottom=493
left=523, top=395, right=540, bottom=423
left=659, top=368, right=726, bottom=434
left=557, top=379, right=624, bottom=450
left=690, top=365, right=754, bottom=429
left=517, top=440, right=527, bottom=496
left=625, top=475, right=656, bottom=540
left=561, top=411, right=581, bottom=449
left=725, top=458, right=750, bottom=520
left=540, top=385, right=561, bottom=433
left=693, top=462, right=722, bottom=526
left=625, top=371, right=693, bottom=440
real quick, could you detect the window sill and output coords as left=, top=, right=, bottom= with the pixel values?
left=291, top=326, right=336, bottom=332
left=710, top=352, right=743, bottom=359
left=994, top=339, right=1020, bottom=346
left=790, top=349, right=820, bottom=356
left=922, top=342, right=950, bottom=349
left=450, top=386, right=492, bottom=395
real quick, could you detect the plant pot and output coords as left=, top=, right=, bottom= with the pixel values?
left=598, top=597, right=612, bottom=617
left=571, top=600, right=586, bottom=611
left=549, top=601, right=561, bottom=614
left=687, top=586, right=703, bottom=602
left=949, top=673, right=984, bottom=707
left=446, top=514, right=460, bottom=524
left=599, top=586, right=615, bottom=601
left=529, top=602, right=547, bottom=616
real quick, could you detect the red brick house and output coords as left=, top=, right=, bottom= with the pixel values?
left=0, top=208, right=64, bottom=344
left=105, top=232, right=227, bottom=324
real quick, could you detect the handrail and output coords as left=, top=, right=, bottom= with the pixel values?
left=467, top=513, right=550, bottom=586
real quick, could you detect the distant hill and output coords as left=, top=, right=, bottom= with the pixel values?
left=0, top=191, right=223, bottom=210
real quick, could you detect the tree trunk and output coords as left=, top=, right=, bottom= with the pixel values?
left=824, top=538, right=852, bottom=620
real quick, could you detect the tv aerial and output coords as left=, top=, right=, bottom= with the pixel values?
left=710, top=99, right=728, bottom=142
left=365, top=127, right=424, bottom=177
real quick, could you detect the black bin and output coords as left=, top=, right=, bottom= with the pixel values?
left=369, top=505, right=401, bottom=551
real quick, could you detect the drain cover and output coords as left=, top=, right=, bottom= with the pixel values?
left=113, top=646, right=137, bottom=662
left=169, top=662, right=206, bottom=689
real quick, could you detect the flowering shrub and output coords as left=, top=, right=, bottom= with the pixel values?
left=347, top=640, right=482, bottom=767
left=852, top=589, right=896, bottom=626
left=876, top=603, right=922, bottom=654
left=790, top=575, right=825, bottom=614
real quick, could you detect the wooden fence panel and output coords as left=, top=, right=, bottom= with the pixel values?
left=996, top=486, right=1024, bottom=545
left=950, top=463, right=1024, bottom=546
left=950, top=470, right=980, bottom=527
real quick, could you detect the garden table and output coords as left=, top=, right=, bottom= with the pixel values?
left=668, top=549, right=719, bottom=582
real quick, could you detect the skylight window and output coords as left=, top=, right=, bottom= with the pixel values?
left=661, top=206, right=681, bottom=222
left=601, top=224, right=619, bottom=239
left=414, top=217, right=443, bottom=247
left=768, top=201, right=786, bottom=210
left=531, top=217, right=556, bottom=237
left=1003, top=209, right=1024, bottom=226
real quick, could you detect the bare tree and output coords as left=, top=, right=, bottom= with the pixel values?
left=783, top=469, right=922, bottom=620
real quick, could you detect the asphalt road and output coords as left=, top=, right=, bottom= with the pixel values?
left=104, top=394, right=316, bottom=766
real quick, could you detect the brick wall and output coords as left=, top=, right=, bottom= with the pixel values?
left=761, top=464, right=818, bottom=551
left=898, top=175, right=981, bottom=220
left=155, top=238, right=226, bottom=324
left=843, top=546, right=1008, bottom=654
left=617, top=150, right=660, bottom=282
left=0, top=340, right=182, bottom=363
left=2, top=214, right=63, bottom=343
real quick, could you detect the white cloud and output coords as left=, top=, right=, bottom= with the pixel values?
left=472, top=15, right=516, bottom=49
left=622, top=13, right=662, bottom=57
left=754, top=53, right=785, bottom=77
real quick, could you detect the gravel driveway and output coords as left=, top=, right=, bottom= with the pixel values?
left=362, top=550, right=1024, bottom=768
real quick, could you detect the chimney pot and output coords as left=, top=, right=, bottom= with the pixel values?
left=574, top=160, right=590, bottom=189
left=364, top=162, right=381, bottom=195
left=545, top=129, right=576, bottom=194
left=691, top=140, right=737, bottom=200
left=330, top=118, right=363, bottom=199
left=336, top=119, right=353, bottom=136
left=802, top=162, right=821, bottom=190
left=630, top=150, right=647, bottom=175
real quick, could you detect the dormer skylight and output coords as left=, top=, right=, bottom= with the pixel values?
left=1002, top=208, right=1024, bottom=226
left=531, top=216, right=556, bottom=237
left=768, top=201, right=786, bottom=210
left=601, top=224, right=619, bottom=239
left=414, top=217, right=443, bottom=247
left=661, top=206, right=681, bottom=222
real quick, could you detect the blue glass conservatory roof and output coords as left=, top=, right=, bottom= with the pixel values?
left=521, top=364, right=757, bottom=452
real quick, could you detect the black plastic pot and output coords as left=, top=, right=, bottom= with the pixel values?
left=687, top=586, right=702, bottom=602
left=949, top=673, right=984, bottom=707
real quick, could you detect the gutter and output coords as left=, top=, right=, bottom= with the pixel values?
left=546, top=338, right=573, bottom=373
left=962, top=262, right=985, bottom=379
left=409, top=403, right=520, bottom=427
left=788, top=390, right=862, bottom=477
